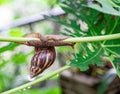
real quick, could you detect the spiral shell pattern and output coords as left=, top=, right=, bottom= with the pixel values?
left=30, top=47, right=56, bottom=78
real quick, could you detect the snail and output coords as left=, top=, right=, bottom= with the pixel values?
left=30, top=46, right=56, bottom=78
left=21, top=33, right=74, bottom=78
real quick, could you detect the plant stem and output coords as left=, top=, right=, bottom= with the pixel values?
left=1, top=66, right=71, bottom=94
left=63, top=33, right=120, bottom=43
left=0, top=33, right=120, bottom=43
left=108, top=58, right=120, bottom=78
left=103, top=44, right=120, bottom=47
left=0, top=37, right=39, bottom=42
left=102, top=56, right=120, bottom=78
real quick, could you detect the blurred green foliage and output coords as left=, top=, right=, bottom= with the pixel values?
left=98, top=69, right=116, bottom=94
left=9, top=28, right=24, bottom=37
left=45, top=0, right=59, bottom=7
left=0, top=0, right=11, bottom=5
left=13, top=87, right=61, bottom=94
left=0, top=43, right=19, bottom=53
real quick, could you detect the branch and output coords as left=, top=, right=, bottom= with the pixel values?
left=0, top=7, right=65, bottom=32
left=0, top=33, right=120, bottom=43
left=1, top=66, right=71, bottom=94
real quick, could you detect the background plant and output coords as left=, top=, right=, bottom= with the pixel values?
left=0, top=0, right=120, bottom=94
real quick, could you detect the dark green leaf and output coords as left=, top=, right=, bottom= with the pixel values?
left=70, top=46, right=103, bottom=71
left=0, top=57, right=7, bottom=68
left=55, top=0, right=120, bottom=74
left=0, top=43, right=19, bottom=53
left=9, top=28, right=24, bottom=37
left=104, top=39, right=120, bottom=56
left=11, top=52, right=27, bottom=64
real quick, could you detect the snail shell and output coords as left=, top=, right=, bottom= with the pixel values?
left=30, top=46, right=56, bottom=78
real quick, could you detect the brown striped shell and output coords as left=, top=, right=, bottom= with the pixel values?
left=30, top=46, right=56, bottom=78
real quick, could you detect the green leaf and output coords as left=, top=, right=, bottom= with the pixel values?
left=103, top=15, right=120, bottom=35
left=0, top=72, right=12, bottom=92
left=104, top=39, right=120, bottom=56
left=45, top=0, right=58, bottom=6
left=11, top=52, right=27, bottom=64
left=0, top=57, right=7, bottom=68
left=61, top=5, right=75, bottom=14
left=111, top=57, right=120, bottom=77
left=9, top=28, right=24, bottom=37
left=87, top=0, right=120, bottom=16
left=57, top=46, right=73, bottom=53
left=70, top=46, right=103, bottom=71
left=0, top=43, right=19, bottom=53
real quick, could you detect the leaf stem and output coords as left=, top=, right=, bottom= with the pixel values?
left=0, top=33, right=120, bottom=43
left=102, top=57, right=120, bottom=78
left=105, top=48, right=120, bottom=57
left=1, top=66, right=71, bottom=94
left=102, top=17, right=119, bottom=44
left=103, top=44, right=120, bottom=47
left=108, top=58, right=120, bottom=78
